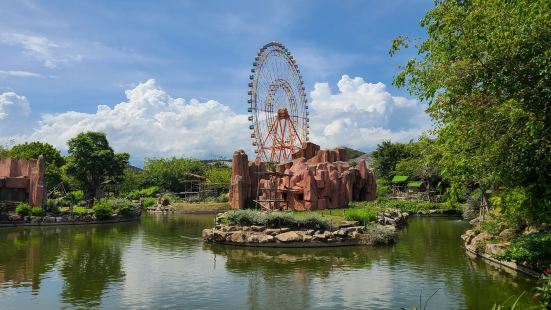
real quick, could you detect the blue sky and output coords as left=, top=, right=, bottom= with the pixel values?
left=0, top=0, right=434, bottom=164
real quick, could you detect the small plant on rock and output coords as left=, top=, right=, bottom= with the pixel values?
left=15, top=203, right=31, bottom=216
left=31, top=207, right=45, bottom=217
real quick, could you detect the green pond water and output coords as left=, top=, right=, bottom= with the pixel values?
left=0, top=215, right=538, bottom=309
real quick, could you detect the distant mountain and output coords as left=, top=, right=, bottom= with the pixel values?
left=343, top=147, right=365, bottom=160
left=343, top=147, right=373, bottom=166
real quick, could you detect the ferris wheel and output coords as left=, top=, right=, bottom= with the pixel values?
left=247, top=42, right=309, bottom=163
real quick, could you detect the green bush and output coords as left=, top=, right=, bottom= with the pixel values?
left=143, top=197, right=156, bottom=209
left=30, top=207, right=45, bottom=216
left=15, top=203, right=31, bottom=216
left=93, top=199, right=114, bottom=220
left=45, top=198, right=64, bottom=213
left=109, top=198, right=133, bottom=215
left=127, top=186, right=160, bottom=200
left=65, top=190, right=84, bottom=203
left=345, top=208, right=377, bottom=224
left=217, top=192, right=229, bottom=203
left=494, top=232, right=551, bottom=268
left=73, top=207, right=89, bottom=216
left=224, top=209, right=265, bottom=226
left=536, top=273, right=551, bottom=309
left=364, top=224, right=397, bottom=245
left=298, top=215, right=330, bottom=231
left=376, top=179, right=391, bottom=198
left=160, top=192, right=178, bottom=206
left=264, top=212, right=296, bottom=228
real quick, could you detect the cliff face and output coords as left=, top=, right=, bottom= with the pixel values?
left=229, top=142, right=376, bottom=211
left=0, top=156, right=45, bottom=206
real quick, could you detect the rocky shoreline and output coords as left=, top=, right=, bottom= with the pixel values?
left=0, top=210, right=142, bottom=228
left=202, top=209, right=409, bottom=248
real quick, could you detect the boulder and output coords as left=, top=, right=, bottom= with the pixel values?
left=339, top=221, right=360, bottom=228
left=275, top=231, right=302, bottom=242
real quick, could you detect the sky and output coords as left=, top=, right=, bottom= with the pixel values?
left=0, top=0, right=434, bottom=165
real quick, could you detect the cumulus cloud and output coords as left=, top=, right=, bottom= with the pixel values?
left=309, top=75, right=431, bottom=150
left=0, top=92, right=33, bottom=139
left=0, top=75, right=429, bottom=163
left=27, top=79, right=249, bottom=161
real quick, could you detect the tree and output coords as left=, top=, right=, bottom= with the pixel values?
left=65, top=132, right=129, bottom=202
left=394, top=136, right=442, bottom=191
left=391, top=0, right=551, bottom=222
left=372, top=140, right=409, bottom=179
left=0, top=142, right=66, bottom=190
left=142, top=157, right=206, bottom=192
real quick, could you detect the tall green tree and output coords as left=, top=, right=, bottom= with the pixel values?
left=0, top=142, right=65, bottom=190
left=391, top=0, right=551, bottom=222
left=143, top=157, right=206, bottom=192
left=65, top=132, right=129, bottom=202
left=372, top=140, right=409, bottom=179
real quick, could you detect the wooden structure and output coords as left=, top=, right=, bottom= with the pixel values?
left=0, top=156, right=45, bottom=206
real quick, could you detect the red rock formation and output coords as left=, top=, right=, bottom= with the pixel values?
left=0, top=156, right=45, bottom=206
left=229, top=142, right=376, bottom=210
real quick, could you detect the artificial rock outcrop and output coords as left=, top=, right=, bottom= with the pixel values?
left=0, top=156, right=45, bottom=206
left=229, top=142, right=376, bottom=210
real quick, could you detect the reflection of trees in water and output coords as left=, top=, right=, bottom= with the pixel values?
left=0, top=227, right=64, bottom=290
left=0, top=223, right=138, bottom=308
left=58, top=224, right=137, bottom=308
left=205, top=244, right=377, bottom=310
left=140, top=214, right=213, bottom=253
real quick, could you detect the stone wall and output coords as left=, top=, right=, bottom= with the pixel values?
left=229, top=142, right=376, bottom=210
left=0, top=156, right=45, bottom=206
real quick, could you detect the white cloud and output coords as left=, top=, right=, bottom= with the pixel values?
left=27, top=79, right=249, bottom=161
left=0, top=33, right=82, bottom=68
left=0, top=70, right=42, bottom=78
left=0, top=92, right=32, bottom=139
left=309, top=75, right=431, bottom=150
left=0, top=75, right=429, bottom=162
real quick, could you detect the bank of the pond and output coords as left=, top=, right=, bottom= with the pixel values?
left=0, top=215, right=141, bottom=228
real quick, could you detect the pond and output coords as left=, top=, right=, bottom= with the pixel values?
left=0, top=215, right=538, bottom=309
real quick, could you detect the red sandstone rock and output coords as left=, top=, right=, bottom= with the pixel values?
left=0, top=156, right=45, bottom=206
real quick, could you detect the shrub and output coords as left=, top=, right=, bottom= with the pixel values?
left=160, top=192, right=178, bottom=206
left=109, top=198, right=133, bottom=215
left=217, top=192, right=229, bottom=203
left=494, top=232, right=551, bottom=268
left=536, top=272, right=551, bottom=309
left=345, top=208, right=377, bottom=224
left=224, top=209, right=265, bottom=226
left=127, top=186, right=160, bottom=200
left=464, top=190, right=481, bottom=220
left=298, top=215, right=330, bottom=231
left=65, top=190, right=84, bottom=204
left=45, top=198, right=64, bottom=213
left=73, top=207, right=89, bottom=216
left=376, top=179, right=391, bottom=198
left=364, top=224, right=397, bottom=245
left=264, top=212, right=296, bottom=228
left=143, top=197, right=156, bottom=209
left=31, top=207, right=45, bottom=216
left=15, top=203, right=31, bottom=216
left=93, top=199, right=114, bottom=220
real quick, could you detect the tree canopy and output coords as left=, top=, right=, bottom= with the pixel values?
left=65, top=132, right=129, bottom=201
left=391, top=0, right=551, bottom=223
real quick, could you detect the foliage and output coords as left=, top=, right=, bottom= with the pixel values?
left=142, top=197, right=156, bottom=209
left=159, top=192, right=178, bottom=206
left=73, top=207, right=89, bottom=216
left=143, top=157, right=206, bottom=192
left=372, top=140, right=409, bottom=179
left=463, top=189, right=481, bottom=220
left=204, top=165, right=231, bottom=185
left=217, top=192, right=229, bottom=203
left=117, top=167, right=146, bottom=194
left=65, top=132, right=129, bottom=202
left=65, top=190, right=84, bottom=204
left=365, top=224, right=396, bottom=245
left=394, top=136, right=442, bottom=191
left=44, top=199, right=62, bottom=213
left=126, top=186, right=160, bottom=200
left=0, top=142, right=66, bottom=190
left=264, top=212, right=296, bottom=228
left=376, top=179, right=391, bottom=198
left=344, top=147, right=365, bottom=160
left=223, top=210, right=331, bottom=230
left=391, top=0, right=551, bottom=225
left=494, top=232, right=551, bottom=269
left=15, top=203, right=31, bottom=216
left=535, top=272, right=551, bottom=309
left=345, top=208, right=377, bottom=224
left=298, top=215, right=330, bottom=231
left=92, top=199, right=114, bottom=220
left=30, top=207, right=45, bottom=216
